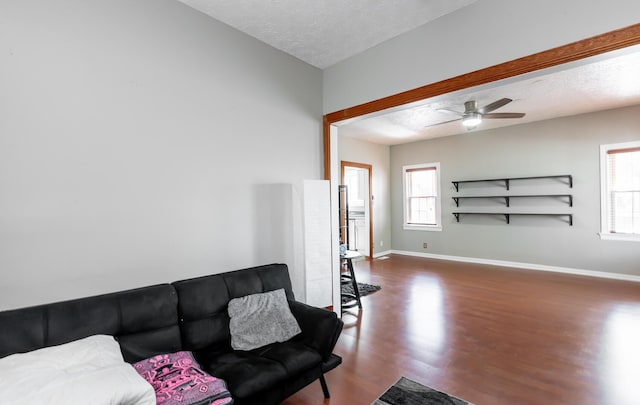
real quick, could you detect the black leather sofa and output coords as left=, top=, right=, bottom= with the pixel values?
left=0, top=263, right=343, bottom=405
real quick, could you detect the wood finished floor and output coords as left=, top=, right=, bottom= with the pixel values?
left=282, top=254, right=640, bottom=405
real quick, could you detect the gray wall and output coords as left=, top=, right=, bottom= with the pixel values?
left=338, top=136, right=391, bottom=255
left=391, top=105, right=640, bottom=275
left=0, top=0, right=323, bottom=310
left=323, top=0, right=640, bottom=113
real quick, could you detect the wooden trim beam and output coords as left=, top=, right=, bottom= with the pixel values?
left=323, top=117, right=331, bottom=180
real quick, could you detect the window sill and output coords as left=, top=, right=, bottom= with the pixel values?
left=599, top=232, right=640, bottom=242
left=404, top=224, right=442, bottom=232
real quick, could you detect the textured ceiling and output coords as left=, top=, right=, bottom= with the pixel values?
left=337, top=45, right=640, bottom=145
left=176, top=0, right=640, bottom=145
left=178, top=0, right=476, bottom=68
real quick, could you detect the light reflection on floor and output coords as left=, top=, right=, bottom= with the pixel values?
left=406, top=275, right=447, bottom=358
left=599, top=303, right=640, bottom=404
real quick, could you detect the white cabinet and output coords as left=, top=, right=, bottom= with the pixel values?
left=301, top=180, right=332, bottom=308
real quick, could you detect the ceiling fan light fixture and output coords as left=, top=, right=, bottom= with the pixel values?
left=426, top=98, right=524, bottom=130
left=462, top=113, right=482, bottom=128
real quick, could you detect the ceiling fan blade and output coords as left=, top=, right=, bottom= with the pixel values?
left=482, top=112, right=526, bottom=119
left=478, top=98, right=512, bottom=114
left=436, top=108, right=463, bottom=116
left=424, top=118, right=462, bottom=128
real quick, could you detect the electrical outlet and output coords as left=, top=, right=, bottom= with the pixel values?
left=423, top=242, right=428, bottom=249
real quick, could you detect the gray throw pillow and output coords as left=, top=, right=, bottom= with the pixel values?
left=228, top=288, right=302, bottom=351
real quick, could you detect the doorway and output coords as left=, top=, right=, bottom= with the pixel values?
left=341, top=161, right=372, bottom=258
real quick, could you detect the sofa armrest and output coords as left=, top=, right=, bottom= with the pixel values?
left=288, top=300, right=343, bottom=361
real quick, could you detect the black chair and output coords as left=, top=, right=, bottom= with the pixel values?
left=340, top=250, right=362, bottom=310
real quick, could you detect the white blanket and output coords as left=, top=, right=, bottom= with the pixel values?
left=0, top=335, right=155, bottom=405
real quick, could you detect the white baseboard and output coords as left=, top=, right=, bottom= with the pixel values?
left=373, top=250, right=393, bottom=259
left=389, top=250, right=640, bottom=283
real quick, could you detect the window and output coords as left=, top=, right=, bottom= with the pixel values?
left=600, top=141, right=640, bottom=241
left=403, top=163, right=441, bottom=231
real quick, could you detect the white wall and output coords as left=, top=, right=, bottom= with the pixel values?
left=390, top=105, right=640, bottom=276
left=0, top=0, right=323, bottom=310
left=324, top=0, right=640, bottom=113
left=338, top=136, right=391, bottom=256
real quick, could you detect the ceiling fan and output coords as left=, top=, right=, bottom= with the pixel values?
left=428, top=98, right=525, bottom=129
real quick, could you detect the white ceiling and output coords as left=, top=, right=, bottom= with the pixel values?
left=337, top=45, right=640, bottom=145
left=176, top=1, right=640, bottom=146
left=177, top=0, right=476, bottom=69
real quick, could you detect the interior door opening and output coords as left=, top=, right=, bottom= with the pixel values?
left=341, top=161, right=372, bottom=258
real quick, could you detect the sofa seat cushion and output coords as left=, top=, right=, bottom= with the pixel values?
left=197, top=341, right=321, bottom=399
left=253, top=341, right=322, bottom=376
left=199, top=351, right=286, bottom=398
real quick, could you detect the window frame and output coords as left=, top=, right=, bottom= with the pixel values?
left=402, top=162, right=442, bottom=232
left=599, top=140, right=640, bottom=242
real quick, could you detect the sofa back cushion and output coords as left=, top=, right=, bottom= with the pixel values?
left=172, top=263, right=294, bottom=352
left=0, top=284, right=181, bottom=362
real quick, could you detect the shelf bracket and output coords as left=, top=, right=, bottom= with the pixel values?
left=504, top=214, right=510, bottom=224
left=568, top=175, right=573, bottom=188
left=453, top=197, right=459, bottom=207
left=452, top=181, right=459, bottom=192
left=505, top=179, right=510, bottom=190
left=453, top=213, right=460, bottom=222
left=568, top=195, right=573, bottom=207
left=504, top=196, right=510, bottom=207
left=568, top=214, right=573, bottom=226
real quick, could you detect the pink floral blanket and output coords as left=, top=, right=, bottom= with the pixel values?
left=134, top=351, right=232, bottom=405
